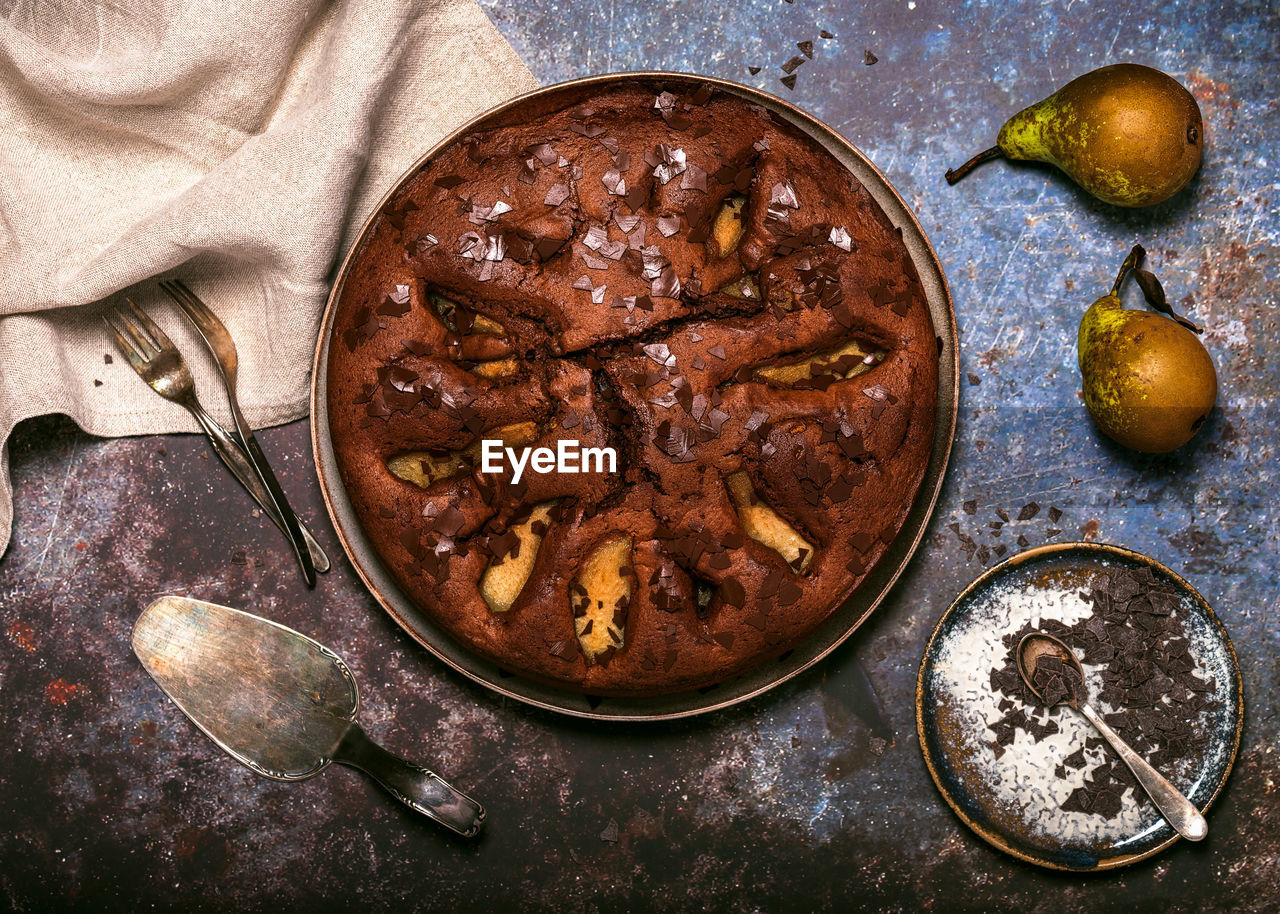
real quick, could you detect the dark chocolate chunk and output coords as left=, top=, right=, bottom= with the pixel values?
left=534, top=235, right=568, bottom=261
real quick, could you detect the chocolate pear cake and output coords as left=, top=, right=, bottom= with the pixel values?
left=326, top=80, right=939, bottom=696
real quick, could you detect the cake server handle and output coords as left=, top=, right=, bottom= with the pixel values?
left=333, top=724, right=486, bottom=838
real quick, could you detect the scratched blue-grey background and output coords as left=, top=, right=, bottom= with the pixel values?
left=1, top=0, right=1276, bottom=910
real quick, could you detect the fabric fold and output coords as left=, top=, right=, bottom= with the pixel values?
left=0, top=0, right=539, bottom=556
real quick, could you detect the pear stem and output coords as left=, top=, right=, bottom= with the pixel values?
left=945, top=146, right=1004, bottom=185
left=1111, top=244, right=1145, bottom=296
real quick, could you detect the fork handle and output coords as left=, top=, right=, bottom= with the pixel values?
left=189, top=407, right=330, bottom=574
left=229, top=412, right=318, bottom=587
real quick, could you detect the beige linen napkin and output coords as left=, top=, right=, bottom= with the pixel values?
left=0, top=0, right=538, bottom=556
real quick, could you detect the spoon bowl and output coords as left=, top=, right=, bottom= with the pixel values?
left=1016, top=632, right=1083, bottom=708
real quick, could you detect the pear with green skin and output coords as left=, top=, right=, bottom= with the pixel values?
left=1079, top=247, right=1216, bottom=453
left=947, top=64, right=1203, bottom=207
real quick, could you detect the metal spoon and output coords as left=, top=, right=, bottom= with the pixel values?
left=1016, top=632, right=1208, bottom=842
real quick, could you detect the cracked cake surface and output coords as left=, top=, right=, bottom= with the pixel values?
left=326, top=79, right=939, bottom=696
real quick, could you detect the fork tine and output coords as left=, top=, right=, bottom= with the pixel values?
left=161, top=278, right=214, bottom=321
left=122, top=297, right=178, bottom=350
left=157, top=280, right=198, bottom=323
left=110, top=305, right=159, bottom=359
left=103, top=315, right=151, bottom=375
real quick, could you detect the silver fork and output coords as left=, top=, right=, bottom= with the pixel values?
left=104, top=299, right=329, bottom=577
left=156, top=279, right=317, bottom=588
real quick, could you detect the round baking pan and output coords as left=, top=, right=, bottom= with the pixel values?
left=312, top=72, right=959, bottom=720
left=917, top=542, right=1243, bottom=870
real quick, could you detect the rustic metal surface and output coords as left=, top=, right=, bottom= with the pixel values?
left=1, top=1, right=1277, bottom=910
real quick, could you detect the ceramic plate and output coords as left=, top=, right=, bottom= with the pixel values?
left=917, top=542, right=1242, bottom=870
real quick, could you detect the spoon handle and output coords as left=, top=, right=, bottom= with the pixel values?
left=333, top=724, right=485, bottom=838
left=1078, top=702, right=1208, bottom=841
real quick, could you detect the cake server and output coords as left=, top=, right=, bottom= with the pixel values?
left=132, top=595, right=485, bottom=837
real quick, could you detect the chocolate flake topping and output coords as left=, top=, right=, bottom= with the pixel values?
left=652, top=145, right=688, bottom=185
left=534, top=235, right=568, bottom=261
left=376, top=284, right=412, bottom=318
left=769, top=181, right=800, bottom=210
left=574, top=274, right=608, bottom=304
left=602, top=167, right=627, bottom=196
left=544, top=183, right=571, bottom=206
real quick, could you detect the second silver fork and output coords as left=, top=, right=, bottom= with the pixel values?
left=105, top=299, right=330, bottom=575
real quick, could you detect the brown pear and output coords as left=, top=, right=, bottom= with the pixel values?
left=1078, top=246, right=1216, bottom=452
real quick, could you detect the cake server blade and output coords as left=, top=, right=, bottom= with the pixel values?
left=132, top=596, right=485, bottom=836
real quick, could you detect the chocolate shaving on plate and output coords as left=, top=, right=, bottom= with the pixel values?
left=986, top=570, right=1220, bottom=820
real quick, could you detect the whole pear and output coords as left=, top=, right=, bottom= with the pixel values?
left=1078, top=246, right=1216, bottom=453
left=947, top=64, right=1203, bottom=207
